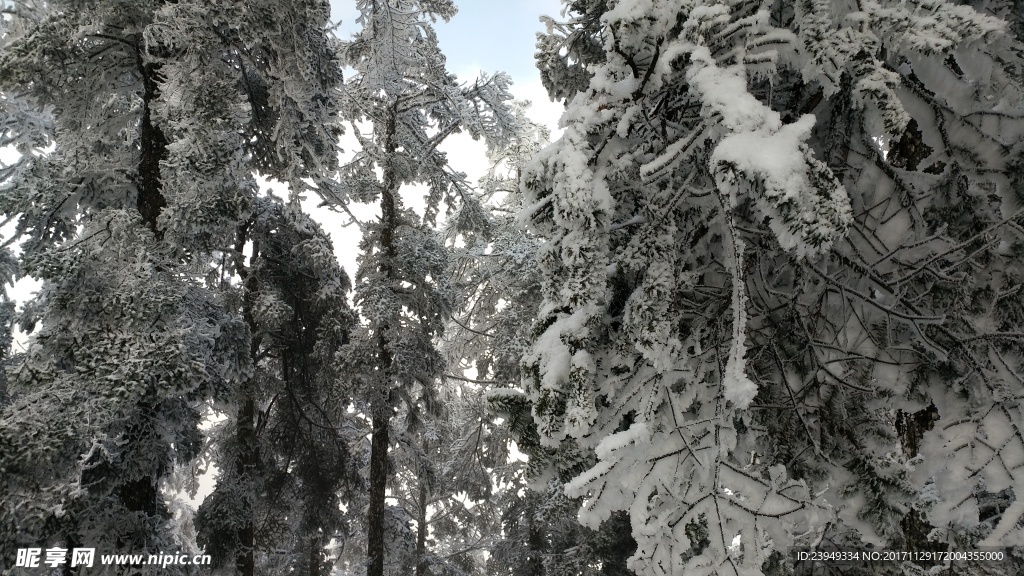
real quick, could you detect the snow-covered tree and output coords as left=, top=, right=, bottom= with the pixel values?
left=439, top=104, right=615, bottom=576
left=523, top=1, right=1024, bottom=575
left=444, top=102, right=549, bottom=396
left=332, top=1, right=518, bottom=574
left=0, top=0, right=342, bottom=567
left=194, top=193, right=360, bottom=575
left=434, top=100, right=639, bottom=576
left=360, top=390, right=514, bottom=576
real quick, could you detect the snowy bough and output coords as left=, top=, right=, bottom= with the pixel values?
left=521, top=0, right=1024, bottom=575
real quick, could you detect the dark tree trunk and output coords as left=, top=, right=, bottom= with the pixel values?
left=233, top=229, right=260, bottom=576
left=106, top=43, right=169, bottom=572
left=525, top=516, right=545, bottom=576
left=367, top=104, right=399, bottom=576
left=367, top=411, right=390, bottom=576
left=136, top=56, right=168, bottom=233
left=415, top=477, right=429, bottom=576
left=309, top=532, right=324, bottom=576
left=235, top=395, right=257, bottom=576
left=117, top=395, right=160, bottom=576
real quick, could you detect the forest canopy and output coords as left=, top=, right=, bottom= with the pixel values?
left=2, top=1, right=1024, bottom=575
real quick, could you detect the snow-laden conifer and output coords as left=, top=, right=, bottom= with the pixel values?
left=0, top=0, right=343, bottom=567
left=332, top=2, right=519, bottom=574
left=193, top=193, right=360, bottom=574
left=523, top=1, right=1024, bottom=574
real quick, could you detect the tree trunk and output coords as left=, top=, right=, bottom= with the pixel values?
left=525, top=515, right=544, bottom=576
left=136, top=55, right=167, bottom=233
left=367, top=411, right=390, bottom=576
left=235, top=395, right=256, bottom=576
left=119, top=50, right=168, bottom=545
left=367, top=103, right=399, bottom=576
left=108, top=44, right=168, bottom=573
left=415, top=477, right=429, bottom=576
left=310, top=533, right=322, bottom=576
left=234, top=229, right=260, bottom=576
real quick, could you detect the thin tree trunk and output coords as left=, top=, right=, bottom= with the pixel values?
left=367, top=103, right=399, bottom=576
left=367, top=411, right=391, bottom=576
left=136, top=55, right=167, bottom=233
left=234, top=229, right=260, bottom=576
left=526, top=517, right=544, bottom=576
left=310, top=532, right=322, bottom=576
left=235, top=395, right=257, bottom=576
left=415, top=475, right=429, bottom=576
left=118, top=45, right=168, bottom=551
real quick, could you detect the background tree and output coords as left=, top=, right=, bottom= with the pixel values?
left=520, top=1, right=1024, bottom=575
left=194, top=193, right=360, bottom=576
left=439, top=102, right=637, bottom=576
left=332, top=1, right=518, bottom=574
left=0, top=0, right=343, bottom=568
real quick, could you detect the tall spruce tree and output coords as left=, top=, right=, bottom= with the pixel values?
left=332, top=1, right=518, bottom=574
left=0, top=0, right=343, bottom=568
left=521, top=1, right=1024, bottom=575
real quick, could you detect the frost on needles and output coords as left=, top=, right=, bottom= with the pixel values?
left=520, top=0, right=1024, bottom=575
left=0, top=0, right=347, bottom=571
left=3, top=0, right=1024, bottom=575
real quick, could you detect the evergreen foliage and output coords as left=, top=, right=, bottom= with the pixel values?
left=331, top=1, right=518, bottom=574
left=0, top=0, right=343, bottom=571
left=3, top=1, right=1024, bottom=575
left=522, top=0, right=1024, bottom=574
left=443, top=103, right=641, bottom=576
left=194, top=193, right=360, bottom=575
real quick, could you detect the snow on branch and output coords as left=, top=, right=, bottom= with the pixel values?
left=686, top=46, right=852, bottom=260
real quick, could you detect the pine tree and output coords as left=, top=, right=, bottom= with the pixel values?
left=522, top=1, right=1024, bottom=575
left=355, top=102, right=556, bottom=576
left=333, top=1, right=518, bottom=574
left=0, top=0, right=342, bottom=568
left=444, top=102, right=549, bottom=398
left=194, top=193, right=360, bottom=575
left=372, top=389, right=513, bottom=576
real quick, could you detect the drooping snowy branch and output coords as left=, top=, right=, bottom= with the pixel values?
left=520, top=0, right=1024, bottom=574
